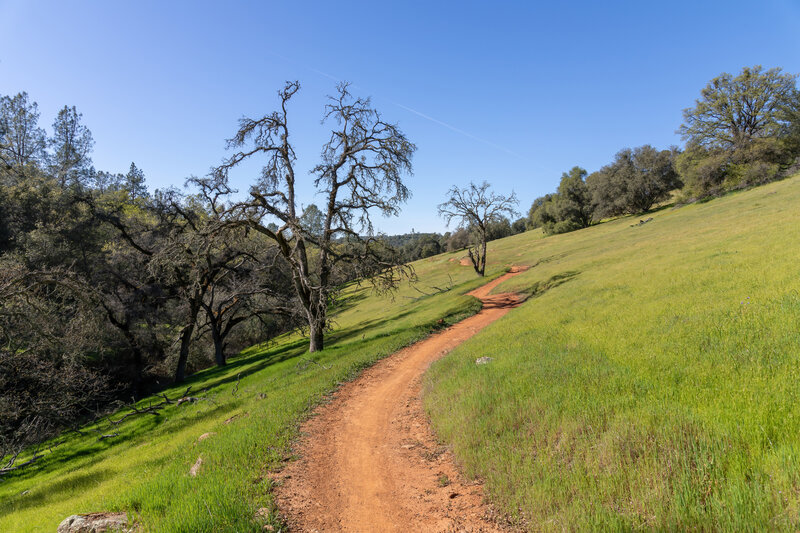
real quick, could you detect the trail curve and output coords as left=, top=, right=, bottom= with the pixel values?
left=273, top=268, right=526, bottom=532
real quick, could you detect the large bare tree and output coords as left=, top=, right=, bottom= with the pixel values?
left=214, top=81, right=415, bottom=352
left=438, top=181, right=518, bottom=276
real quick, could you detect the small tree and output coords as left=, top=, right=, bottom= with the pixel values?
left=527, top=193, right=555, bottom=229
left=438, top=181, right=518, bottom=276
left=214, top=81, right=416, bottom=353
left=0, top=92, right=47, bottom=174
left=511, top=217, right=528, bottom=234
left=445, top=228, right=470, bottom=252
left=531, top=168, right=593, bottom=235
left=552, top=166, right=593, bottom=230
left=50, top=105, right=94, bottom=188
left=125, top=162, right=148, bottom=201
left=197, top=234, right=297, bottom=367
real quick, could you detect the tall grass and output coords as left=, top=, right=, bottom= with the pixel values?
left=424, top=175, right=800, bottom=530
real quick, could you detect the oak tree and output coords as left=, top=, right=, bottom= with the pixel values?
left=587, top=146, right=680, bottom=216
left=438, top=181, right=518, bottom=276
left=679, top=65, right=798, bottom=149
left=214, top=81, right=415, bottom=352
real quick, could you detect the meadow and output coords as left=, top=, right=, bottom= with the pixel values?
left=2, top=174, right=799, bottom=531
left=425, top=174, right=800, bottom=530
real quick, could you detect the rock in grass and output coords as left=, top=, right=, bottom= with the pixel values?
left=475, top=357, right=493, bottom=365
left=189, top=455, right=203, bottom=476
left=197, top=432, right=215, bottom=442
left=57, top=512, right=129, bottom=532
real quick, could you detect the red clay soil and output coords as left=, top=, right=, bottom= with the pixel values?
left=272, top=268, right=527, bottom=532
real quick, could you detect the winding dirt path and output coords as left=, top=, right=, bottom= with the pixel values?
left=273, top=268, right=526, bottom=532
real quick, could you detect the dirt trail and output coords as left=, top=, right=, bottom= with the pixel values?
left=273, top=268, right=526, bottom=532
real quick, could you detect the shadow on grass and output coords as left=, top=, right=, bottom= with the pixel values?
left=326, top=308, right=417, bottom=345
left=329, top=288, right=370, bottom=314
left=648, top=201, right=677, bottom=213
left=0, top=468, right=114, bottom=514
left=4, top=399, right=236, bottom=486
left=181, top=337, right=310, bottom=394
left=3, top=328, right=370, bottom=486
left=519, top=270, right=581, bottom=301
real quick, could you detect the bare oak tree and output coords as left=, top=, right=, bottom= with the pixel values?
left=214, top=81, right=415, bottom=352
left=438, top=181, right=518, bottom=276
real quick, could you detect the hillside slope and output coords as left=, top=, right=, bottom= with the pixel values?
left=0, top=258, right=489, bottom=531
left=2, top=175, right=798, bottom=531
left=425, top=175, right=800, bottom=530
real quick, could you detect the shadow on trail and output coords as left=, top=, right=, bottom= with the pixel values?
left=480, top=296, right=523, bottom=310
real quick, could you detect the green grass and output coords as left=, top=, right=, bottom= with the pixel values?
left=4, top=174, right=800, bottom=531
left=0, top=257, right=489, bottom=532
left=424, top=174, right=800, bottom=530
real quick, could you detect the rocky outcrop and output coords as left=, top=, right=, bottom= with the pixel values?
left=57, top=512, right=129, bottom=533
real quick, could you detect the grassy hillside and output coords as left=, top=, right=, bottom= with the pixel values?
left=425, top=174, right=800, bottom=530
left=0, top=259, right=490, bottom=532
left=3, top=174, right=799, bottom=531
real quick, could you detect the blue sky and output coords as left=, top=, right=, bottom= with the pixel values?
left=1, top=0, right=799, bottom=233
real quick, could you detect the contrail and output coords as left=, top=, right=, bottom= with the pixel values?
left=390, top=102, right=524, bottom=158
left=308, top=67, right=341, bottom=83
left=267, top=50, right=527, bottom=160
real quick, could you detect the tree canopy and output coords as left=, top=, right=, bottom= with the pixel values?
left=675, top=66, right=799, bottom=197
left=527, top=167, right=593, bottom=235
left=679, top=65, right=798, bottom=150
left=587, top=146, right=681, bottom=216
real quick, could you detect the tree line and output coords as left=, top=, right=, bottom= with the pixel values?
left=527, top=66, right=800, bottom=234
left=384, top=213, right=528, bottom=265
left=0, top=82, right=416, bottom=471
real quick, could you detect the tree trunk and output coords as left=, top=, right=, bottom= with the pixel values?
left=131, top=347, right=144, bottom=398
left=211, top=326, right=226, bottom=366
left=174, top=323, right=194, bottom=383
left=468, top=243, right=486, bottom=277
left=479, top=240, right=487, bottom=276
left=308, top=317, right=325, bottom=352
left=117, top=325, right=144, bottom=396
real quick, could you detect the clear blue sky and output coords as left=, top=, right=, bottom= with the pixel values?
left=2, top=0, right=799, bottom=233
